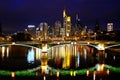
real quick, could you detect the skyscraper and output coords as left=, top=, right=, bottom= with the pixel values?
left=107, top=23, right=113, bottom=32
left=75, top=14, right=83, bottom=34
left=63, top=9, right=71, bottom=37
left=26, top=25, right=36, bottom=39
left=39, top=22, right=48, bottom=40
left=48, top=26, right=54, bottom=37
left=54, top=21, right=61, bottom=37
left=94, top=20, right=100, bottom=33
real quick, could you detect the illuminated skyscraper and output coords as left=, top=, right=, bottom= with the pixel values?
left=75, top=14, right=83, bottom=35
left=26, top=25, right=36, bottom=39
left=63, top=9, right=71, bottom=36
left=39, top=22, right=48, bottom=40
left=94, top=20, right=100, bottom=33
left=60, top=28, right=65, bottom=37
left=54, top=21, right=61, bottom=37
left=36, top=27, right=41, bottom=40
left=48, top=26, right=54, bottom=37
left=107, top=23, right=113, bottom=32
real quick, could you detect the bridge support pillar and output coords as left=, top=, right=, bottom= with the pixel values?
left=41, top=43, right=48, bottom=74
left=97, top=50, right=105, bottom=64
left=97, top=43, right=105, bottom=64
left=42, top=43, right=48, bottom=53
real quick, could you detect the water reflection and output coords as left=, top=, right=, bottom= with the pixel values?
left=0, top=45, right=41, bottom=71
left=83, top=48, right=87, bottom=60
left=2, top=46, right=5, bottom=58
left=27, top=48, right=35, bottom=64
left=36, top=48, right=41, bottom=60
left=76, top=51, right=80, bottom=67
left=6, top=47, right=9, bottom=58
left=1, top=46, right=10, bottom=59
left=0, top=44, right=120, bottom=79
left=105, top=47, right=120, bottom=67
left=48, top=44, right=97, bottom=69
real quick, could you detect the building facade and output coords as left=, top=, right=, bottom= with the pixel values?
left=26, top=25, right=36, bottom=39
left=54, top=21, right=61, bottom=37
left=63, top=9, right=71, bottom=37
left=107, top=23, right=113, bottom=32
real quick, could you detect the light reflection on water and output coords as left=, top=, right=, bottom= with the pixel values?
left=105, top=47, right=120, bottom=67
left=0, top=45, right=41, bottom=71
left=2, top=46, right=5, bottom=58
left=0, top=44, right=119, bottom=71
left=1, top=46, right=10, bottom=58
left=27, top=48, right=35, bottom=64
left=47, top=44, right=97, bottom=69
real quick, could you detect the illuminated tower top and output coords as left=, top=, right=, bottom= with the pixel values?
left=63, top=9, right=67, bottom=17
left=76, top=14, right=78, bottom=20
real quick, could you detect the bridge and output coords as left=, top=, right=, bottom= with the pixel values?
left=0, top=41, right=120, bottom=78
left=0, top=40, right=120, bottom=50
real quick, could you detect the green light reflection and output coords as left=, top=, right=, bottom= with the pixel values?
left=0, top=64, right=120, bottom=76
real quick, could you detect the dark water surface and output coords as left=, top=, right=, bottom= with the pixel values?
left=0, top=45, right=41, bottom=71
left=0, top=44, right=120, bottom=80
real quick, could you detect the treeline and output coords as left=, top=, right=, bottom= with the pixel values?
left=11, top=32, right=32, bottom=41
left=96, top=30, right=120, bottom=41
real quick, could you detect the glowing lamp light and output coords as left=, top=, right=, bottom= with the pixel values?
left=11, top=72, right=15, bottom=78
left=107, top=69, right=110, bottom=75
left=57, top=42, right=60, bottom=45
left=87, top=42, right=90, bottom=44
left=97, top=43, right=105, bottom=50
left=86, top=70, right=89, bottom=76
left=66, top=33, right=69, bottom=36
left=42, top=44, right=47, bottom=52
left=71, top=42, right=73, bottom=44
left=56, top=71, right=59, bottom=77
left=12, top=42, right=16, bottom=45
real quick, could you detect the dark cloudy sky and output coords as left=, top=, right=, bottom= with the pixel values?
left=0, top=0, right=120, bottom=34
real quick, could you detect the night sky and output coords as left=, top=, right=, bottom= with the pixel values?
left=0, top=0, right=120, bottom=34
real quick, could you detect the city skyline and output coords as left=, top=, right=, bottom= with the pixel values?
left=0, top=0, right=120, bottom=34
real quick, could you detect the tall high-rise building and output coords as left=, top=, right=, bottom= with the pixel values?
left=39, top=22, right=48, bottom=40
left=60, top=27, right=65, bottom=37
left=94, top=20, right=100, bottom=33
left=26, top=25, right=36, bottom=39
left=75, top=14, right=83, bottom=34
left=48, top=26, right=54, bottom=37
left=107, top=23, right=113, bottom=32
left=63, top=9, right=71, bottom=36
left=36, top=27, right=41, bottom=40
left=54, top=21, right=61, bottom=37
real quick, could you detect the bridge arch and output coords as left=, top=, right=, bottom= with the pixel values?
left=105, top=44, right=120, bottom=49
left=0, top=43, right=41, bottom=49
left=48, top=42, right=98, bottom=50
